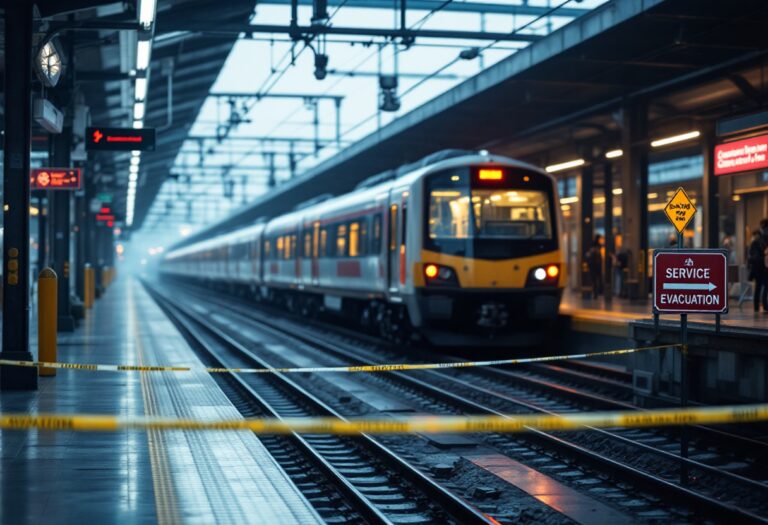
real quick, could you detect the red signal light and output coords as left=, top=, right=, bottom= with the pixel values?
left=478, top=168, right=503, bottom=181
left=546, top=265, right=559, bottom=278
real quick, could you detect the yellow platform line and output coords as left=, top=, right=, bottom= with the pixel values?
left=131, top=287, right=181, bottom=525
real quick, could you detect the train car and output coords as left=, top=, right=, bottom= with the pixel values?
left=161, top=150, right=566, bottom=346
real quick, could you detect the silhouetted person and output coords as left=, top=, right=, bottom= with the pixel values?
left=748, top=229, right=768, bottom=312
left=586, top=234, right=604, bottom=299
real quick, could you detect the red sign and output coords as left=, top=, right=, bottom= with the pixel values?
left=653, top=250, right=728, bottom=314
left=30, top=168, right=81, bottom=190
left=86, top=127, right=155, bottom=151
left=714, top=134, right=768, bottom=176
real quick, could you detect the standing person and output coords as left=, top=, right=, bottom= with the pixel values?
left=586, top=234, right=604, bottom=299
left=748, top=229, right=767, bottom=312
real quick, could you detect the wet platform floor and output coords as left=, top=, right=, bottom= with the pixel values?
left=0, top=277, right=322, bottom=524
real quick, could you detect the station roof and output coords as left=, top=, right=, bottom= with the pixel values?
left=174, top=0, right=768, bottom=249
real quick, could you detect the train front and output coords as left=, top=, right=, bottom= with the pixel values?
left=411, top=159, right=565, bottom=346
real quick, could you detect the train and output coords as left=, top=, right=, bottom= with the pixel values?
left=160, top=150, right=566, bottom=346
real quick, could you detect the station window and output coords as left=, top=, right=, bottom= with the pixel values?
left=336, top=224, right=347, bottom=257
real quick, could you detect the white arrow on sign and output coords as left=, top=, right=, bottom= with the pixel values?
left=663, top=282, right=717, bottom=291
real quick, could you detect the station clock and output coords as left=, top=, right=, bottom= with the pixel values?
left=35, top=39, right=63, bottom=87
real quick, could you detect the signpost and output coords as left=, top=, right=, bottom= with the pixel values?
left=30, top=168, right=81, bottom=190
left=85, top=127, right=155, bottom=151
left=654, top=187, right=729, bottom=485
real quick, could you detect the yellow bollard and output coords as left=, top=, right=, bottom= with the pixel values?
left=84, top=264, right=94, bottom=309
left=38, top=268, right=57, bottom=377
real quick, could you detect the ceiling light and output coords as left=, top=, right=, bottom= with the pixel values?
left=650, top=130, right=700, bottom=148
left=138, top=0, right=157, bottom=29
left=559, top=196, right=579, bottom=204
left=612, top=188, right=623, bottom=195
left=545, top=159, right=585, bottom=173
left=135, top=77, right=148, bottom=101
left=133, top=119, right=144, bottom=129
left=131, top=150, right=141, bottom=157
left=129, top=165, right=139, bottom=174
left=605, top=149, right=623, bottom=159
left=136, top=40, right=151, bottom=70
left=130, top=156, right=140, bottom=166
left=129, top=173, right=138, bottom=182
left=133, top=102, right=145, bottom=120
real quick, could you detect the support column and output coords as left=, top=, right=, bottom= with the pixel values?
left=603, top=162, right=614, bottom=298
left=620, top=102, right=649, bottom=298
left=2, top=1, right=37, bottom=389
left=579, top=164, right=594, bottom=294
left=37, top=194, right=47, bottom=274
left=701, top=122, right=719, bottom=249
left=50, top=128, right=75, bottom=331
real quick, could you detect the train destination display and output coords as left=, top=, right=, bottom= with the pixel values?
left=653, top=250, right=728, bottom=314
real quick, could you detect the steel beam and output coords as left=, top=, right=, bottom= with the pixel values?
left=2, top=1, right=37, bottom=390
left=254, top=0, right=589, bottom=17
left=158, top=22, right=543, bottom=42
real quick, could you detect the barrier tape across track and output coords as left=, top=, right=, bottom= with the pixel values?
left=0, top=344, right=678, bottom=375
left=0, top=403, right=765, bottom=433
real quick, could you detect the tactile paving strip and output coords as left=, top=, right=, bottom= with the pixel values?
left=129, top=283, right=323, bottom=524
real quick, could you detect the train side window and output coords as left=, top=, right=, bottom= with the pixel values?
left=359, top=219, right=368, bottom=257
left=312, top=223, right=320, bottom=258
left=389, top=205, right=398, bottom=252
left=320, top=228, right=328, bottom=257
left=349, top=222, right=360, bottom=257
left=372, top=214, right=382, bottom=254
left=336, top=224, right=347, bottom=257
left=303, top=232, right=311, bottom=258
left=291, top=234, right=297, bottom=259
left=401, top=204, right=407, bottom=245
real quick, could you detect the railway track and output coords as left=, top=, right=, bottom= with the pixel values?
left=160, top=279, right=768, bottom=524
left=147, top=282, right=497, bottom=525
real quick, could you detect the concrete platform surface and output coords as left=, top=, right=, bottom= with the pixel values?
left=0, top=277, right=322, bottom=524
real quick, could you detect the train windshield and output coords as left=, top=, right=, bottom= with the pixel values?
left=425, top=167, right=557, bottom=259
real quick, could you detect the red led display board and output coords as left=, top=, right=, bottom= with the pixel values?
left=714, top=134, right=768, bottom=176
left=30, top=168, right=81, bottom=190
left=86, top=127, right=155, bottom=151
left=653, top=250, right=728, bottom=314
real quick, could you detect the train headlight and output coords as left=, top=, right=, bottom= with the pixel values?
left=527, top=264, right=560, bottom=287
left=424, top=263, right=459, bottom=286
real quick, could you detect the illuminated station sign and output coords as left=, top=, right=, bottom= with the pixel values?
left=86, top=127, right=156, bottom=151
left=714, top=133, right=768, bottom=176
left=30, top=168, right=82, bottom=190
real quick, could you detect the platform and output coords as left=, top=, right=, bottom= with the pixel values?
left=0, top=277, right=322, bottom=524
left=560, top=289, right=768, bottom=403
left=560, top=289, right=768, bottom=338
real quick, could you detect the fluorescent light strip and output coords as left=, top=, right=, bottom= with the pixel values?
left=133, top=102, right=145, bottom=120
left=136, top=40, right=151, bottom=70
left=605, top=149, right=623, bottom=159
left=129, top=165, right=139, bottom=174
left=130, top=156, right=140, bottom=166
left=138, top=0, right=157, bottom=28
left=135, top=78, right=148, bottom=101
left=650, top=130, right=700, bottom=148
left=545, top=158, right=585, bottom=173
left=559, top=196, right=579, bottom=204
left=133, top=119, right=144, bottom=129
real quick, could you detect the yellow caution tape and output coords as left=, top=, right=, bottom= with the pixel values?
left=0, top=403, right=765, bottom=433
left=0, top=344, right=677, bottom=375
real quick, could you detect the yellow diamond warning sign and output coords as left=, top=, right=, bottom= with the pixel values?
left=664, top=187, right=696, bottom=234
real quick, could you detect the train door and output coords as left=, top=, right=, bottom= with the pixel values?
left=311, top=221, right=320, bottom=286
left=387, top=190, right=408, bottom=293
left=387, top=202, right=399, bottom=292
